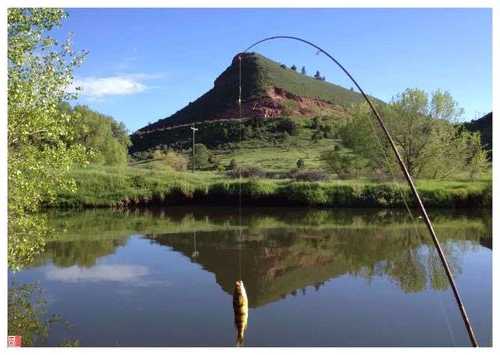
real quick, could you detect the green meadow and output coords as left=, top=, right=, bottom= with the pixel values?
left=48, top=163, right=491, bottom=209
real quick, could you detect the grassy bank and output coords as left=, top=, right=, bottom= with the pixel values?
left=47, top=165, right=492, bottom=209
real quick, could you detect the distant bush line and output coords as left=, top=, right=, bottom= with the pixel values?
left=130, top=117, right=298, bottom=154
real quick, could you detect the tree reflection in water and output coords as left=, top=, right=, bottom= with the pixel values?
left=8, top=280, right=79, bottom=346
left=8, top=206, right=491, bottom=344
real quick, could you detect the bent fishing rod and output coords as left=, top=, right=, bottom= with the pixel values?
left=241, top=35, right=479, bottom=347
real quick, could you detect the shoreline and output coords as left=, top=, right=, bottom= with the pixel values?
left=46, top=167, right=492, bottom=210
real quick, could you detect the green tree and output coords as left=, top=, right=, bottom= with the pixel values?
left=334, top=89, right=488, bottom=179
left=8, top=281, right=78, bottom=346
left=70, top=105, right=130, bottom=166
left=335, top=104, right=394, bottom=175
left=386, top=88, right=469, bottom=178
left=465, top=132, right=490, bottom=179
left=310, top=117, right=320, bottom=129
left=9, top=282, right=53, bottom=346
left=276, top=117, right=298, bottom=136
left=8, top=8, right=88, bottom=269
left=301, top=66, right=306, bottom=75
left=192, top=143, right=212, bottom=170
left=290, top=64, right=297, bottom=71
left=320, top=122, right=333, bottom=138
left=321, top=145, right=369, bottom=179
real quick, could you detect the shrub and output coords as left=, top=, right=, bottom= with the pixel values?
left=229, top=159, right=238, bottom=171
left=310, top=117, right=320, bottom=129
left=226, top=166, right=266, bottom=179
left=324, top=184, right=359, bottom=206
left=215, top=162, right=226, bottom=173
left=164, top=151, right=188, bottom=171
left=311, top=130, right=323, bottom=142
left=321, top=146, right=369, bottom=179
left=481, top=180, right=492, bottom=208
left=288, top=168, right=329, bottom=182
left=151, top=149, right=188, bottom=171
left=360, top=184, right=406, bottom=207
left=151, top=149, right=165, bottom=160
left=276, top=117, right=298, bottom=136
left=296, top=159, right=305, bottom=169
left=283, top=182, right=329, bottom=205
left=243, top=125, right=254, bottom=139
left=191, top=143, right=212, bottom=170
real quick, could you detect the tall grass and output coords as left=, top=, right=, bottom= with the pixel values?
left=47, top=165, right=492, bottom=209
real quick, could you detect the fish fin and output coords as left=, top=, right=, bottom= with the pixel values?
left=236, top=334, right=245, bottom=347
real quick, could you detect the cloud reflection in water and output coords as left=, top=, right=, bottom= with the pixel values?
left=46, top=264, right=149, bottom=283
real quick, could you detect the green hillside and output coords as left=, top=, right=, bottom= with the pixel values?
left=136, top=52, right=379, bottom=133
left=249, top=52, right=375, bottom=105
left=463, top=112, right=492, bottom=160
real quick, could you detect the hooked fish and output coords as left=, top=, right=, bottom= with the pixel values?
left=233, top=280, right=248, bottom=346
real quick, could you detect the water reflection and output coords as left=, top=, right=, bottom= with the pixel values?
left=42, top=207, right=490, bottom=306
left=45, top=264, right=149, bottom=283
left=8, top=281, right=79, bottom=347
left=46, top=239, right=127, bottom=268
left=10, top=207, right=491, bottom=346
left=146, top=228, right=466, bottom=305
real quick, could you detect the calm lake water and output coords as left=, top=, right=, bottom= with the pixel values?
left=9, top=207, right=492, bottom=347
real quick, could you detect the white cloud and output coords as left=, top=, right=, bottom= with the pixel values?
left=71, top=75, right=148, bottom=98
left=124, top=72, right=165, bottom=80
left=45, top=264, right=149, bottom=283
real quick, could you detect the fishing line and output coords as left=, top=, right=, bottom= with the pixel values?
left=240, top=35, right=479, bottom=347
left=238, top=54, right=243, bottom=281
left=437, top=266, right=458, bottom=346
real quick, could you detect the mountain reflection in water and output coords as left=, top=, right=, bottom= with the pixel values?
left=146, top=224, right=479, bottom=307
left=11, top=207, right=492, bottom=346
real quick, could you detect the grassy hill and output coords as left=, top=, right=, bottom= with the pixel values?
left=249, top=52, right=378, bottom=105
left=130, top=113, right=340, bottom=165
left=135, top=52, right=381, bottom=134
left=130, top=52, right=388, bottom=160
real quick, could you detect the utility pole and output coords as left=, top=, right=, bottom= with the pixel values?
left=191, top=125, right=198, bottom=173
left=192, top=231, right=199, bottom=258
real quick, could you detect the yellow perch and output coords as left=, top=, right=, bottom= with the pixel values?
left=233, top=280, right=248, bottom=346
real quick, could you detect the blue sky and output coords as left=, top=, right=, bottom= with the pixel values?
left=57, top=8, right=492, bottom=132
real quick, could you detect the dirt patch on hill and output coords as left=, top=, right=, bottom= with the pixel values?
left=212, top=86, right=348, bottom=121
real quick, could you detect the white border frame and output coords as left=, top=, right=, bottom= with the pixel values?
left=1, top=1, right=496, bottom=353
